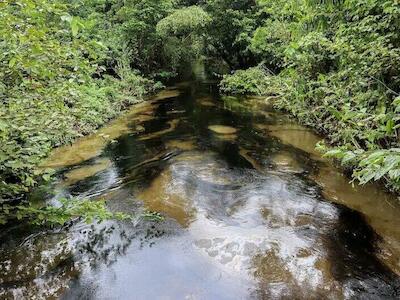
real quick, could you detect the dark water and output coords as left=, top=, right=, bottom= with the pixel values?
left=1, top=72, right=400, bottom=299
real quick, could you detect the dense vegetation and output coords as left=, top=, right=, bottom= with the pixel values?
left=217, top=0, right=400, bottom=191
left=0, top=0, right=184, bottom=201
left=1, top=0, right=400, bottom=223
left=0, top=0, right=204, bottom=223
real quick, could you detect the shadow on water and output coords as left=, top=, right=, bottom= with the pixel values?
left=1, top=73, right=400, bottom=299
left=326, top=205, right=400, bottom=298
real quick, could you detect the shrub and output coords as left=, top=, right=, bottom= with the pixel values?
left=220, top=66, right=271, bottom=95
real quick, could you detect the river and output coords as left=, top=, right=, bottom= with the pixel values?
left=1, top=73, right=400, bottom=299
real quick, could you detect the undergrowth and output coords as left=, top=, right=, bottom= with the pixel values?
left=218, top=0, right=400, bottom=191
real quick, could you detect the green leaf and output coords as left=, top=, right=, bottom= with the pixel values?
left=42, top=174, right=51, bottom=181
left=71, top=19, right=79, bottom=37
left=9, top=57, right=16, bottom=68
left=61, top=14, right=72, bottom=23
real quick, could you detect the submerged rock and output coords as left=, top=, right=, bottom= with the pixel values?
left=62, top=158, right=112, bottom=186
left=208, top=125, right=238, bottom=135
left=165, top=139, right=196, bottom=151
left=271, top=152, right=303, bottom=174
left=198, top=96, right=216, bottom=107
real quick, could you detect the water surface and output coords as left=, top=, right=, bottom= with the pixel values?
left=1, top=78, right=400, bottom=299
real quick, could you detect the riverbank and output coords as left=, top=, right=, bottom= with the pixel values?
left=214, top=1, right=400, bottom=193
left=220, top=65, right=400, bottom=194
left=41, top=88, right=182, bottom=170
left=0, top=76, right=158, bottom=202
left=0, top=0, right=189, bottom=203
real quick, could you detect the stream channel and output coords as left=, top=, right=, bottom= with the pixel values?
left=1, top=71, right=400, bottom=299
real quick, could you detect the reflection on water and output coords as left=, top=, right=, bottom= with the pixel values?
left=1, top=79, right=400, bottom=299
